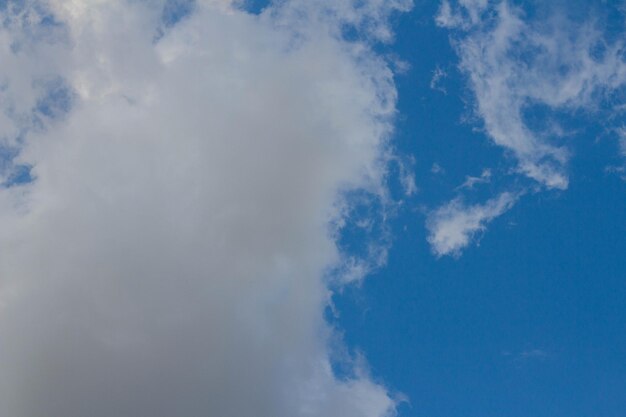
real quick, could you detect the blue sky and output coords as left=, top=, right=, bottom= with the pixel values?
left=0, top=1, right=625, bottom=416
left=328, top=1, right=626, bottom=416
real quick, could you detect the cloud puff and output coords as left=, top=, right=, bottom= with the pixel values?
left=437, top=1, right=626, bottom=189
left=426, top=192, right=518, bottom=257
left=0, top=1, right=409, bottom=416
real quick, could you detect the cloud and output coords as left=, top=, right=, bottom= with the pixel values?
left=398, top=157, right=418, bottom=196
left=0, top=1, right=410, bottom=416
left=438, top=1, right=626, bottom=189
left=605, top=127, right=626, bottom=180
left=428, top=1, right=626, bottom=257
left=519, top=349, right=549, bottom=360
left=431, top=162, right=445, bottom=174
left=617, top=127, right=626, bottom=158
left=435, top=0, right=488, bottom=29
left=268, top=0, right=413, bottom=43
left=430, top=66, right=448, bottom=94
left=426, top=192, right=519, bottom=257
left=455, top=168, right=491, bottom=190
left=501, top=348, right=550, bottom=362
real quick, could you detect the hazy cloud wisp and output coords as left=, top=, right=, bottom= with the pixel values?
left=426, top=192, right=519, bottom=257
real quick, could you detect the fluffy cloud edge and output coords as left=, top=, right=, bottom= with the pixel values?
left=0, top=1, right=412, bottom=416
left=426, top=191, right=519, bottom=257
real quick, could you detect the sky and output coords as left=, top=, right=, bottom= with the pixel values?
left=0, top=1, right=625, bottom=417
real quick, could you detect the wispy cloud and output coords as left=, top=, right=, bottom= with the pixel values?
left=502, top=348, right=551, bottom=363
left=456, top=168, right=491, bottom=191
left=435, top=0, right=488, bottom=30
left=430, top=66, right=448, bottom=94
left=426, top=191, right=519, bottom=257
left=429, top=0, right=626, bottom=258
left=398, top=157, right=418, bottom=196
left=438, top=1, right=626, bottom=189
left=431, top=162, right=445, bottom=175
left=519, top=349, right=550, bottom=360
left=616, top=127, right=626, bottom=158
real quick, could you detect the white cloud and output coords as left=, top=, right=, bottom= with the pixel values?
left=606, top=127, right=626, bottom=180
left=429, top=66, right=447, bottom=94
left=428, top=1, right=626, bottom=257
left=617, top=127, right=626, bottom=158
left=426, top=192, right=519, bottom=257
left=0, top=1, right=410, bottom=416
left=501, top=348, right=550, bottom=361
left=456, top=168, right=491, bottom=190
left=434, top=1, right=458, bottom=28
left=431, top=162, right=444, bottom=174
left=435, top=0, right=488, bottom=29
left=519, top=349, right=549, bottom=360
left=400, top=171, right=418, bottom=196
left=268, top=0, right=413, bottom=43
left=438, top=1, right=626, bottom=189
left=398, top=157, right=418, bottom=196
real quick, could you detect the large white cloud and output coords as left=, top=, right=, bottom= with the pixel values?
left=0, top=1, right=410, bottom=416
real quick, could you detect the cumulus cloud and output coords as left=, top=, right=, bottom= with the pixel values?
left=426, top=192, right=519, bottom=257
left=437, top=0, right=626, bottom=189
left=0, top=1, right=410, bottom=416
